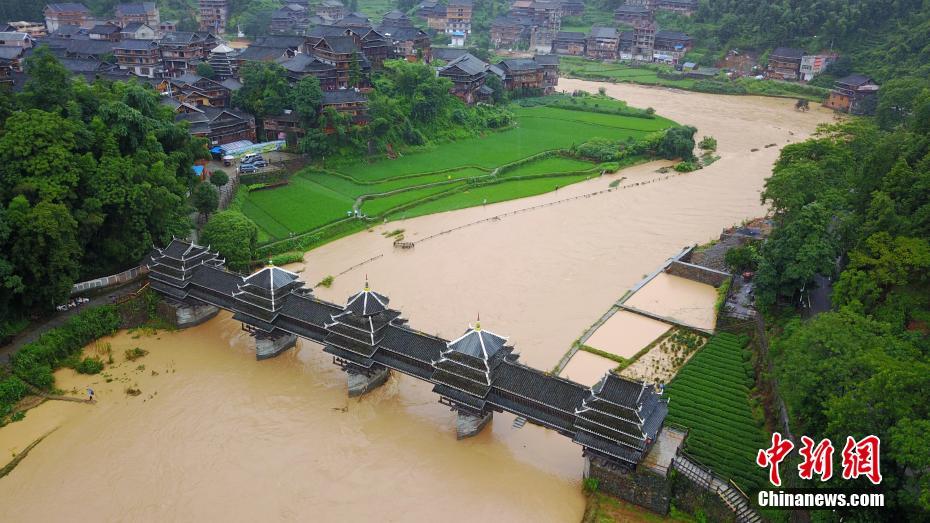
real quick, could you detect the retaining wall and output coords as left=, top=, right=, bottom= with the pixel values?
left=666, top=260, right=730, bottom=287
left=585, top=456, right=671, bottom=515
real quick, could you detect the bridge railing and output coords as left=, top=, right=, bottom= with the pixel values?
left=71, top=266, right=147, bottom=296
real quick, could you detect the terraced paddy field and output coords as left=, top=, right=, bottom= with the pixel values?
left=240, top=101, right=676, bottom=242
left=665, top=333, right=768, bottom=492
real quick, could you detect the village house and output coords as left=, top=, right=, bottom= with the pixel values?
left=0, top=32, right=33, bottom=48
left=799, top=53, right=836, bottom=82
left=270, top=4, right=312, bottom=34
left=306, top=33, right=366, bottom=89
left=236, top=35, right=304, bottom=67
left=495, top=58, right=544, bottom=91
left=199, top=0, right=229, bottom=33
left=44, top=3, right=95, bottom=32
left=113, top=38, right=162, bottom=77
left=418, top=1, right=447, bottom=31
left=317, top=0, right=347, bottom=24
left=4, top=22, right=48, bottom=38
left=534, top=53, right=559, bottom=92
left=490, top=16, right=533, bottom=49
left=321, top=89, right=369, bottom=129
left=825, top=74, right=879, bottom=115
left=653, top=30, right=692, bottom=63
left=279, top=53, right=339, bottom=89
left=263, top=111, right=306, bottom=144
left=158, top=31, right=218, bottom=77
left=377, top=25, right=432, bottom=62
left=0, top=46, right=27, bottom=84
left=89, top=23, right=123, bottom=42
left=115, top=3, right=160, bottom=28
left=551, top=31, right=585, bottom=55
left=437, top=52, right=489, bottom=104
left=159, top=20, right=178, bottom=33
left=586, top=26, right=620, bottom=60
left=335, top=12, right=371, bottom=28
left=558, top=0, right=585, bottom=17
left=653, top=0, right=697, bottom=15
left=177, top=106, right=256, bottom=145
left=381, top=10, right=413, bottom=28
left=42, top=37, right=119, bottom=60
left=767, top=47, right=804, bottom=81
left=343, top=25, right=392, bottom=69
left=614, top=5, right=652, bottom=24
left=121, top=22, right=157, bottom=40
left=159, top=72, right=233, bottom=107
left=527, top=0, right=563, bottom=48
left=446, top=0, right=473, bottom=36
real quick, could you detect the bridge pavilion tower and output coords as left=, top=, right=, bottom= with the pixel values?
left=322, top=281, right=398, bottom=396
left=232, top=265, right=304, bottom=359
left=431, top=319, right=513, bottom=439
left=146, top=238, right=224, bottom=328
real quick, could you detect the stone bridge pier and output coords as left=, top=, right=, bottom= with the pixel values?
left=253, top=329, right=298, bottom=360
left=346, top=364, right=391, bottom=397
left=157, top=298, right=219, bottom=329
left=456, top=410, right=493, bottom=439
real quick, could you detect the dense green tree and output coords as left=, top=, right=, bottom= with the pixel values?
left=232, top=62, right=292, bottom=119
left=0, top=52, right=204, bottom=313
left=200, top=210, right=258, bottom=271
left=293, top=76, right=324, bottom=127
left=656, top=125, right=696, bottom=161
left=209, top=170, right=229, bottom=187
left=348, top=52, right=363, bottom=88
left=754, top=202, right=839, bottom=306
left=483, top=74, right=507, bottom=104
left=196, top=62, right=217, bottom=79
left=191, top=182, right=219, bottom=218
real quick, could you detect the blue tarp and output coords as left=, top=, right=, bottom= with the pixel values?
left=210, top=146, right=223, bottom=154
left=192, top=165, right=205, bottom=177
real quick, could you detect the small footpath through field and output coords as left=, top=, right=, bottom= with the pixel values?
left=239, top=96, right=676, bottom=243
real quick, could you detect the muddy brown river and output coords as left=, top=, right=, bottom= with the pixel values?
left=0, top=80, right=831, bottom=521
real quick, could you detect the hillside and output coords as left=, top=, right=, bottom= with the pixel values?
left=653, top=0, right=930, bottom=82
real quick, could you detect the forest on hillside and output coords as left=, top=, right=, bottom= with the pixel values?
left=739, top=76, right=930, bottom=518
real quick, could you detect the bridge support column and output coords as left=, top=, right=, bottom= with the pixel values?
left=456, top=410, right=492, bottom=440
left=347, top=365, right=390, bottom=397
left=158, top=299, right=219, bottom=329
left=255, top=332, right=297, bottom=360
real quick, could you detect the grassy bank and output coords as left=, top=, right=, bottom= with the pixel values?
left=561, top=56, right=831, bottom=102
left=240, top=98, right=677, bottom=244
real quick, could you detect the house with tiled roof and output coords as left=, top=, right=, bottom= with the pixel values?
left=44, top=3, right=94, bottom=32
left=437, top=52, right=489, bottom=104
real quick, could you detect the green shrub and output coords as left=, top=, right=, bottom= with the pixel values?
left=76, top=357, right=104, bottom=375
left=583, top=477, right=600, bottom=493
left=674, top=161, right=700, bottom=172
left=10, top=306, right=120, bottom=390
left=698, top=136, right=717, bottom=151
left=270, top=252, right=304, bottom=265
left=124, top=347, right=148, bottom=361
left=317, top=275, right=334, bottom=288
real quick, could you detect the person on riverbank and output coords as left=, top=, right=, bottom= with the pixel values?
left=87, top=388, right=95, bottom=402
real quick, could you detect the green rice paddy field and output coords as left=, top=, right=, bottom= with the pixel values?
left=241, top=103, right=675, bottom=243
left=560, top=57, right=698, bottom=89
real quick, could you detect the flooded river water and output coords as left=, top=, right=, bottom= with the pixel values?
left=0, top=80, right=831, bottom=521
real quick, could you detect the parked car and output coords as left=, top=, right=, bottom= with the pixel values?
left=239, top=163, right=259, bottom=174
left=241, top=153, right=265, bottom=164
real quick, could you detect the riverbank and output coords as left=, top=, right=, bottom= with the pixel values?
left=0, top=80, right=831, bottom=521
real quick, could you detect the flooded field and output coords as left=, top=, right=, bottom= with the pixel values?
left=585, top=311, right=672, bottom=358
left=0, top=81, right=831, bottom=521
left=623, top=273, right=719, bottom=331
left=560, top=350, right=619, bottom=386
